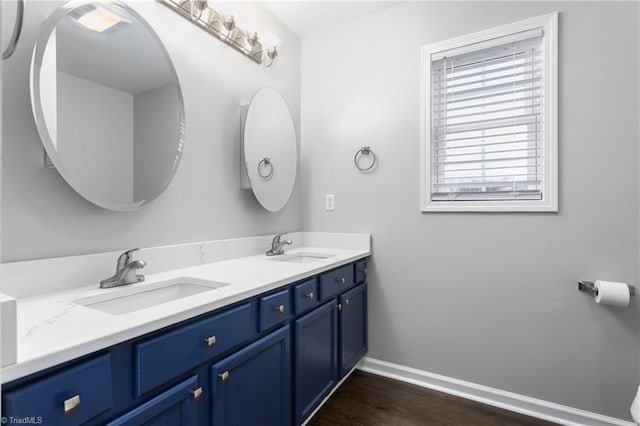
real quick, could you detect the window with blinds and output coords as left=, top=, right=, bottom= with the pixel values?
left=422, top=15, right=557, bottom=212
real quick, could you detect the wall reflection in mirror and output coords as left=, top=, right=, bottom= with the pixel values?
left=31, top=0, right=185, bottom=211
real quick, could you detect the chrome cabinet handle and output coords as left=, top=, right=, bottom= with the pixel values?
left=275, top=305, right=285, bottom=314
left=192, top=387, right=203, bottom=401
left=219, top=371, right=230, bottom=384
left=64, top=394, right=80, bottom=416
left=2, top=0, right=24, bottom=60
left=306, top=292, right=314, bottom=300
left=204, top=336, right=217, bottom=347
left=335, top=277, right=346, bottom=284
left=345, top=298, right=350, bottom=306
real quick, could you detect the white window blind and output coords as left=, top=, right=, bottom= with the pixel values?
left=430, top=31, right=545, bottom=201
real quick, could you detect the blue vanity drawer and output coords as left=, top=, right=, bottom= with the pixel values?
left=319, top=264, right=354, bottom=301
left=3, top=354, right=113, bottom=425
left=135, top=303, right=253, bottom=396
left=259, top=289, right=290, bottom=332
left=355, top=259, right=368, bottom=284
left=293, top=278, right=319, bottom=314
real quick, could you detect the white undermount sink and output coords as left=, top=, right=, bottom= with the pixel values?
left=271, top=252, right=334, bottom=263
left=74, top=277, right=230, bottom=315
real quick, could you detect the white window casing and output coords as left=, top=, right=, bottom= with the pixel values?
left=421, top=13, right=558, bottom=212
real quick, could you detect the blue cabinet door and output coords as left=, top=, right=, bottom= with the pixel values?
left=294, top=300, right=338, bottom=425
left=211, top=326, right=291, bottom=426
left=339, top=283, right=368, bottom=377
left=108, top=376, right=200, bottom=426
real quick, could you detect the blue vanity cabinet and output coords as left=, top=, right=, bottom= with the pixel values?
left=338, top=283, right=368, bottom=377
left=108, top=375, right=201, bottom=426
left=1, top=258, right=369, bottom=426
left=211, top=326, right=291, bottom=426
left=294, top=268, right=368, bottom=424
left=294, top=300, right=338, bottom=424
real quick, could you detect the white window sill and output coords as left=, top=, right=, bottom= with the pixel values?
left=421, top=200, right=558, bottom=213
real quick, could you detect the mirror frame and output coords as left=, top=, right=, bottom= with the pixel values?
left=30, top=0, right=185, bottom=211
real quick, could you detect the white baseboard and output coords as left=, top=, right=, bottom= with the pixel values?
left=358, top=357, right=634, bottom=426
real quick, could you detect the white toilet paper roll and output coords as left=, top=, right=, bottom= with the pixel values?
left=594, top=280, right=630, bottom=307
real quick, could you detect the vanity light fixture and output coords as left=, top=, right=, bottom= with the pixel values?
left=70, top=4, right=132, bottom=33
left=159, top=0, right=278, bottom=67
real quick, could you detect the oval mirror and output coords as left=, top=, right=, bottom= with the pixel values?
left=242, top=88, right=297, bottom=212
left=30, top=0, right=184, bottom=211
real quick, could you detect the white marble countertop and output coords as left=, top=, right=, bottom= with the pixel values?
left=1, top=246, right=369, bottom=384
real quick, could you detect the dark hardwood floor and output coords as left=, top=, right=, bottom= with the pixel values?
left=309, top=371, right=556, bottom=426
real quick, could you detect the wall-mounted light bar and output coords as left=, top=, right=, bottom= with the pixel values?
left=159, top=0, right=278, bottom=66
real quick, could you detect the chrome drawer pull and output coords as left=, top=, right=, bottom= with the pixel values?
left=335, top=277, right=346, bottom=284
left=345, top=298, right=350, bottom=305
left=275, top=305, right=285, bottom=314
left=337, top=303, right=342, bottom=311
left=204, top=336, right=217, bottom=347
left=219, top=371, right=230, bottom=384
left=64, top=394, right=81, bottom=416
left=192, top=387, right=203, bottom=401
left=306, top=292, right=314, bottom=300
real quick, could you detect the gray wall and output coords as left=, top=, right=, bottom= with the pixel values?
left=58, top=72, right=134, bottom=203
left=300, top=1, right=639, bottom=420
left=133, top=83, right=180, bottom=202
left=1, top=1, right=302, bottom=261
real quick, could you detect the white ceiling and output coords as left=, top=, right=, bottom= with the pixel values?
left=263, top=2, right=403, bottom=38
left=56, top=10, right=175, bottom=95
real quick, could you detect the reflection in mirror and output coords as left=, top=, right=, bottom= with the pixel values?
left=242, top=88, right=297, bottom=212
left=31, top=0, right=184, bottom=211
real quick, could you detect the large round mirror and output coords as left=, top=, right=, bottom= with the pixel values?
left=243, top=88, right=297, bottom=212
left=30, top=0, right=184, bottom=211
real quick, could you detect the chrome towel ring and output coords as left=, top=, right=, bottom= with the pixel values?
left=3, top=0, right=24, bottom=60
left=354, top=146, right=377, bottom=171
left=257, top=157, right=274, bottom=179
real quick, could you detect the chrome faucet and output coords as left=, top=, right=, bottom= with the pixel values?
left=266, top=234, right=293, bottom=256
left=100, top=248, right=146, bottom=288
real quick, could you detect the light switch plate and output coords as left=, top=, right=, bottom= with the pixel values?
left=325, top=194, right=335, bottom=211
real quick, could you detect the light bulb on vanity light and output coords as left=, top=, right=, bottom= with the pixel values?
left=247, top=31, right=258, bottom=47
left=189, top=0, right=207, bottom=21
left=265, top=45, right=278, bottom=67
left=245, top=31, right=264, bottom=62
left=261, top=29, right=283, bottom=68
left=214, top=13, right=235, bottom=42
left=223, top=14, right=235, bottom=31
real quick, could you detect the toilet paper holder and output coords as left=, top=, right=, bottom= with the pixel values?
left=578, top=280, right=636, bottom=297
